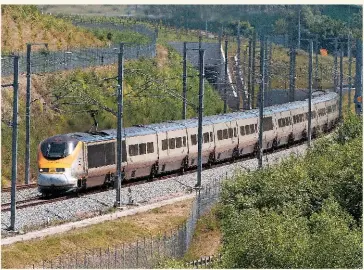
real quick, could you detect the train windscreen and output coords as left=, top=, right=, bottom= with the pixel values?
left=40, top=138, right=78, bottom=160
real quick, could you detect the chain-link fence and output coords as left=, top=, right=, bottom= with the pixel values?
left=1, top=23, right=156, bottom=77
left=30, top=177, right=223, bottom=269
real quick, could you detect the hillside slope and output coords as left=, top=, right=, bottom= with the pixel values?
left=1, top=5, right=105, bottom=53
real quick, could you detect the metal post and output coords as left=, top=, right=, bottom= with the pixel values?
left=25, top=43, right=31, bottom=184
left=315, top=35, right=319, bottom=90
left=308, top=40, right=313, bottom=147
left=265, top=37, right=270, bottom=91
left=224, top=39, right=228, bottom=113
left=182, top=42, right=187, bottom=119
left=339, top=45, right=344, bottom=121
left=237, top=23, right=242, bottom=110
left=298, top=8, right=301, bottom=50
left=115, top=43, right=124, bottom=207
left=252, top=32, right=257, bottom=108
left=268, top=39, right=272, bottom=91
left=258, top=35, right=265, bottom=169
left=354, top=39, right=363, bottom=115
left=248, top=38, right=252, bottom=109
left=10, top=55, right=19, bottom=231
left=334, top=38, right=338, bottom=91
left=289, top=42, right=296, bottom=101
left=196, top=49, right=205, bottom=188
left=199, top=35, right=202, bottom=50
left=348, top=36, right=352, bottom=110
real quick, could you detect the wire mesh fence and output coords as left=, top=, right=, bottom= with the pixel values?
left=30, top=177, right=223, bottom=269
left=1, top=23, right=157, bottom=77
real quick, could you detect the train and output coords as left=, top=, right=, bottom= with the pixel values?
left=37, top=91, right=339, bottom=195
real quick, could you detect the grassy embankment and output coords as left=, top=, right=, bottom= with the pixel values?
left=1, top=200, right=193, bottom=268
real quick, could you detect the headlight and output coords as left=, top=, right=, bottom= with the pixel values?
left=39, top=168, right=49, bottom=172
left=56, top=168, right=65, bottom=172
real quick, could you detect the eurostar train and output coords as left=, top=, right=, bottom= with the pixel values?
left=37, top=91, right=339, bottom=195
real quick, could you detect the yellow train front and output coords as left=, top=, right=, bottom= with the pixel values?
left=37, top=134, right=85, bottom=195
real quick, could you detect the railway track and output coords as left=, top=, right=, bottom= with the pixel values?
left=2, top=183, right=37, bottom=193
left=1, top=132, right=328, bottom=213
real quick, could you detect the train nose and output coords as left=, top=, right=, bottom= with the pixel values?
left=38, top=173, right=70, bottom=186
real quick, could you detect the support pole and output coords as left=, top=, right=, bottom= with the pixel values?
left=315, top=35, right=319, bottom=90
left=308, top=40, right=313, bottom=147
left=196, top=49, right=205, bottom=188
left=182, top=42, right=187, bottom=119
left=25, top=44, right=31, bottom=184
left=258, top=35, right=265, bottom=169
left=298, top=8, right=301, bottom=50
left=10, top=55, right=19, bottom=231
left=248, top=38, right=252, bottom=109
left=348, top=36, right=352, bottom=111
left=251, top=32, right=257, bottom=108
left=354, top=39, right=363, bottom=115
left=334, top=38, right=338, bottom=91
left=289, top=42, right=296, bottom=102
left=224, top=39, right=228, bottom=113
left=237, top=23, right=242, bottom=110
left=115, top=43, right=124, bottom=208
left=265, top=37, right=270, bottom=91
left=339, top=44, right=344, bottom=121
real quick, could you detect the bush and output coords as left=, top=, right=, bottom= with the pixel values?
left=219, top=116, right=363, bottom=268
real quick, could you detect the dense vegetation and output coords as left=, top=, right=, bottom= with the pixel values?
left=218, top=114, right=362, bottom=268
left=141, top=5, right=362, bottom=53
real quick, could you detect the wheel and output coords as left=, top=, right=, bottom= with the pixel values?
left=272, top=138, right=278, bottom=150
left=149, top=164, right=157, bottom=181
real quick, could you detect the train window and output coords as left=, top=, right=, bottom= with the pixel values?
left=139, top=143, right=146, bottom=155
left=176, top=137, right=182, bottom=148
left=223, top=129, right=228, bottom=139
left=162, top=139, right=168, bottom=151
left=245, top=125, right=250, bottom=135
left=129, top=144, right=139, bottom=156
left=147, top=142, right=154, bottom=153
left=278, top=119, right=282, bottom=127
left=327, top=106, right=332, bottom=114
left=183, top=136, right=186, bottom=147
left=255, top=124, right=258, bottom=132
left=240, top=126, right=245, bottom=136
left=203, top=132, right=209, bottom=143
left=217, top=130, right=223, bottom=140
left=263, top=117, right=273, bottom=131
left=249, top=124, right=255, bottom=133
left=104, top=143, right=115, bottom=165
left=228, top=128, right=233, bottom=138
left=287, top=117, right=292, bottom=125
left=210, top=132, right=213, bottom=141
left=169, top=138, right=176, bottom=149
left=233, top=127, right=237, bottom=137
left=191, top=134, right=197, bottom=145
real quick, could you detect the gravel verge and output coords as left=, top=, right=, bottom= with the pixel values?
left=1, top=143, right=307, bottom=238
